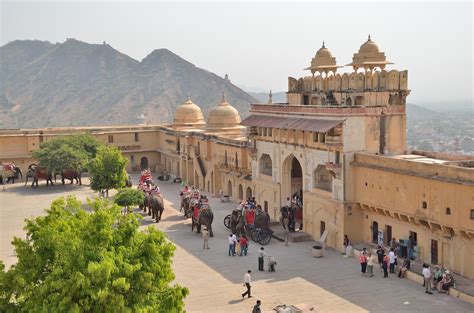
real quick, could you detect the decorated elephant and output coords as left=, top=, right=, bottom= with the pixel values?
left=54, top=170, right=82, bottom=185
left=191, top=199, right=214, bottom=237
left=24, top=164, right=53, bottom=188
left=0, top=163, right=22, bottom=184
left=230, top=208, right=245, bottom=235
left=148, top=192, right=164, bottom=223
left=280, top=204, right=302, bottom=232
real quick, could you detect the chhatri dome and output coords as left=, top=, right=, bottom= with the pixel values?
left=172, top=96, right=205, bottom=128
left=347, top=35, right=393, bottom=70
left=305, top=41, right=342, bottom=74
left=206, top=94, right=242, bottom=129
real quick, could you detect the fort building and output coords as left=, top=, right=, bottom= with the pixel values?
left=1, top=37, right=473, bottom=279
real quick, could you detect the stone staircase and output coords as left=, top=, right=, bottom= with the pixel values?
left=287, top=231, right=313, bottom=242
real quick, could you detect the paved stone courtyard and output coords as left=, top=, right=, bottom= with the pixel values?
left=1, top=177, right=473, bottom=312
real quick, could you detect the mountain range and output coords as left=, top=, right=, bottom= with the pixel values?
left=0, top=39, right=257, bottom=128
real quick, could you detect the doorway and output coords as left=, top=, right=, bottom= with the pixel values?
left=372, top=221, right=379, bottom=244
left=431, top=239, right=438, bottom=265
left=140, top=157, right=149, bottom=170
left=282, top=154, right=303, bottom=210
left=320, top=221, right=326, bottom=237
left=239, top=184, right=243, bottom=200
left=385, top=225, right=392, bottom=246
left=227, top=180, right=233, bottom=197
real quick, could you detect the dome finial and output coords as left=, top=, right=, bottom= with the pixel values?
left=222, top=91, right=226, bottom=102
left=187, top=93, right=191, bottom=101
left=322, top=41, right=325, bottom=48
left=268, top=89, right=273, bottom=104
left=368, top=34, right=371, bottom=41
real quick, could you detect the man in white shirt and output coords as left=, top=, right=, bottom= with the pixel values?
left=258, top=247, right=266, bottom=271
left=422, top=264, right=433, bottom=294
left=242, top=270, right=252, bottom=299
left=228, top=233, right=237, bottom=256
left=389, top=248, right=396, bottom=273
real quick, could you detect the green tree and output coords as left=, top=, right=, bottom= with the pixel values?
left=114, top=188, right=145, bottom=214
left=32, top=134, right=103, bottom=174
left=89, top=146, right=128, bottom=197
left=0, top=196, right=188, bottom=312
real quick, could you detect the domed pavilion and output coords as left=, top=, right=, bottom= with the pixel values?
left=206, top=94, right=246, bottom=134
left=172, top=96, right=205, bottom=129
left=347, top=35, right=393, bottom=71
left=305, top=41, right=342, bottom=75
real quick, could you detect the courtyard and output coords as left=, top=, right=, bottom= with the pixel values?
left=1, top=177, right=473, bottom=312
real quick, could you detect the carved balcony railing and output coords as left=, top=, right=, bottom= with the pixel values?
left=325, top=135, right=342, bottom=146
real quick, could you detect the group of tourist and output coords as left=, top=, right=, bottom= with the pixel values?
left=350, top=234, right=456, bottom=297
left=228, top=233, right=249, bottom=256
left=355, top=241, right=411, bottom=279
left=422, top=263, right=455, bottom=294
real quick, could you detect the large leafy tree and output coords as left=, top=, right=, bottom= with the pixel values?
left=0, top=196, right=188, bottom=312
left=32, top=134, right=103, bottom=174
left=89, top=146, right=128, bottom=197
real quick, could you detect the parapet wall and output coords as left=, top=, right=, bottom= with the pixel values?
left=352, top=153, right=474, bottom=185
left=289, top=69, right=408, bottom=94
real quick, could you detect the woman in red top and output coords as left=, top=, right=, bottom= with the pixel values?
left=239, top=235, right=249, bottom=256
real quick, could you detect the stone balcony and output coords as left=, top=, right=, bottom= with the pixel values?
left=325, top=135, right=342, bottom=146
left=325, top=162, right=341, bottom=176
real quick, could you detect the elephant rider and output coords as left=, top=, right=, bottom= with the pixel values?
left=151, top=185, right=160, bottom=195
left=194, top=197, right=208, bottom=220
left=245, top=206, right=256, bottom=226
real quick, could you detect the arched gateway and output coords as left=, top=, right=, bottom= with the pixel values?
left=281, top=154, right=303, bottom=220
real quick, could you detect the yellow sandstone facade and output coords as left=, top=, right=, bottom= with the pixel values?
left=0, top=37, right=473, bottom=279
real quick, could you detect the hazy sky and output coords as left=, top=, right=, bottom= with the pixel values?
left=1, top=1, right=473, bottom=104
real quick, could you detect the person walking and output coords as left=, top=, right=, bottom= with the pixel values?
left=422, top=264, right=433, bottom=294
left=240, top=235, right=249, bottom=256
left=202, top=227, right=209, bottom=249
left=359, top=251, right=368, bottom=276
left=367, top=252, right=375, bottom=277
left=389, top=248, right=396, bottom=273
left=252, top=300, right=261, bottom=313
left=258, top=247, right=266, bottom=271
left=242, top=270, right=252, bottom=299
left=382, top=253, right=389, bottom=278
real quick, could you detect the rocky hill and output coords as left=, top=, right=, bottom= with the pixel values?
left=0, top=39, right=256, bottom=128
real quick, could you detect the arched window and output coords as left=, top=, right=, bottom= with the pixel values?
left=422, top=201, right=427, bottom=209
left=313, top=165, right=332, bottom=192
left=238, top=184, right=243, bottom=200
left=246, top=187, right=252, bottom=199
left=446, top=207, right=451, bottom=215
left=259, top=154, right=272, bottom=176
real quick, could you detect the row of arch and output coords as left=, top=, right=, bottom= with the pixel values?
left=288, top=69, right=408, bottom=94
left=258, top=153, right=333, bottom=192
left=227, top=180, right=253, bottom=200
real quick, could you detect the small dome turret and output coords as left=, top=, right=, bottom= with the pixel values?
left=207, top=95, right=241, bottom=129
left=173, top=96, right=205, bottom=128
left=305, top=41, right=341, bottom=74
left=347, top=35, right=393, bottom=70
